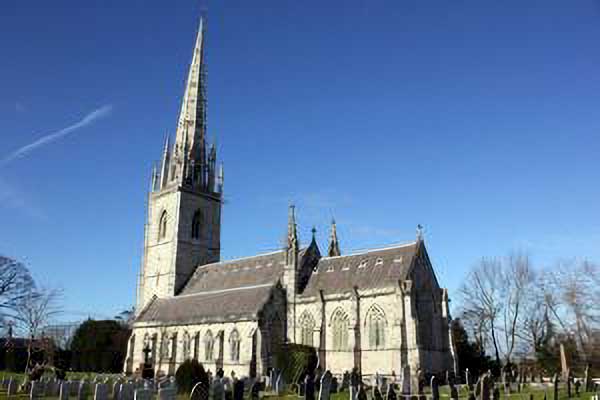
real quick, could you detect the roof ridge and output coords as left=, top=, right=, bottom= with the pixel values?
left=320, top=241, right=417, bottom=260
left=176, top=283, right=274, bottom=298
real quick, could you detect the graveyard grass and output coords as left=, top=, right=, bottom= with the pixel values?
left=0, top=370, right=597, bottom=400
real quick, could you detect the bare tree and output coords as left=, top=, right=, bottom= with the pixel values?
left=10, top=287, right=63, bottom=371
left=0, top=256, right=35, bottom=316
left=459, top=257, right=503, bottom=365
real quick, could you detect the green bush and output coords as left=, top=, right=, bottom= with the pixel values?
left=175, top=359, right=208, bottom=394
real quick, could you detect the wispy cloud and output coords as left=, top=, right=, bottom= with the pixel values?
left=0, top=105, right=113, bottom=167
left=0, top=177, right=45, bottom=219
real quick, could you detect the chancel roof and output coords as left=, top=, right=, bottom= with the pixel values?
left=299, top=241, right=419, bottom=297
left=136, top=284, right=275, bottom=325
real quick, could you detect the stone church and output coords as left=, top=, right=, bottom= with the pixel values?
left=125, top=18, right=455, bottom=380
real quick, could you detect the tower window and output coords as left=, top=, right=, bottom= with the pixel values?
left=159, top=211, right=168, bottom=240
left=192, top=210, right=202, bottom=239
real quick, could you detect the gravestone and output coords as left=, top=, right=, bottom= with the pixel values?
left=59, top=382, right=70, bottom=400
left=233, top=380, right=244, bottom=400
left=372, top=386, right=384, bottom=400
left=112, top=381, right=121, bottom=400
left=133, top=388, right=153, bottom=400
left=158, top=387, right=176, bottom=400
left=401, top=366, right=411, bottom=395
left=357, top=385, right=367, bottom=400
left=318, top=371, right=333, bottom=400
left=431, top=376, right=439, bottom=400
left=305, top=375, right=315, bottom=400
left=386, top=383, right=397, bottom=400
left=70, top=380, right=81, bottom=396
left=94, top=383, right=109, bottom=400
left=120, top=383, right=135, bottom=400
left=212, top=379, right=225, bottom=400
left=7, top=379, right=17, bottom=397
left=190, top=381, right=209, bottom=400
left=492, top=384, right=500, bottom=400
left=449, top=380, right=459, bottom=400
left=30, top=381, right=45, bottom=399
left=78, top=381, right=88, bottom=400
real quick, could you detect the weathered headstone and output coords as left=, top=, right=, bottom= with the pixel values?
left=7, top=379, right=17, bottom=397
left=30, top=381, right=46, bottom=399
left=233, top=380, right=244, bottom=400
left=431, top=376, right=439, bottom=400
left=133, top=388, right=153, bottom=400
left=95, top=383, right=109, bottom=400
left=120, top=383, right=135, bottom=400
left=552, top=374, right=559, bottom=400
left=386, top=383, right=397, bottom=400
left=357, top=385, right=367, bottom=400
left=318, top=371, right=333, bottom=400
left=304, top=375, right=315, bottom=400
left=59, top=382, right=70, bottom=400
left=78, top=381, right=88, bottom=400
left=158, top=387, right=176, bottom=400
left=212, top=379, right=225, bottom=400
left=190, top=381, right=209, bottom=400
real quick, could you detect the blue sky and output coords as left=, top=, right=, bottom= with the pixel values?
left=1, top=1, right=599, bottom=321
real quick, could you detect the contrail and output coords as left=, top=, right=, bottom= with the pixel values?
left=0, top=104, right=113, bottom=167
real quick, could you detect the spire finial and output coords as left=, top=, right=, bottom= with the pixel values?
left=286, top=205, right=299, bottom=264
left=416, top=224, right=424, bottom=242
left=328, top=218, right=341, bottom=257
left=311, top=226, right=317, bottom=241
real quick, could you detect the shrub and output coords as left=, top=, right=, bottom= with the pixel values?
left=175, top=359, right=208, bottom=394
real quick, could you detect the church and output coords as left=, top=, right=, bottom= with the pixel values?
left=125, top=17, right=455, bottom=380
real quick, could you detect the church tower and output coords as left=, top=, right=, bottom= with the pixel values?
left=137, top=18, right=223, bottom=311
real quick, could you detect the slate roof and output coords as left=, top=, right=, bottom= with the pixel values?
left=299, top=241, right=418, bottom=297
left=136, top=284, right=275, bottom=324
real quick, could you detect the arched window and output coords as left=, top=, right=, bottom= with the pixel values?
left=299, top=311, right=316, bottom=347
left=229, top=329, right=241, bottom=362
left=204, top=330, right=214, bottom=362
left=191, top=210, right=202, bottom=239
left=331, top=308, right=349, bottom=351
left=367, top=305, right=387, bottom=350
left=193, top=332, right=201, bottom=360
left=182, top=331, right=191, bottom=360
left=158, top=211, right=168, bottom=240
left=160, top=333, right=170, bottom=359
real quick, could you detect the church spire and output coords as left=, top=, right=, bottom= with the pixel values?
left=159, top=134, right=171, bottom=189
left=175, top=17, right=207, bottom=165
left=327, top=218, right=341, bottom=257
left=286, top=205, right=299, bottom=264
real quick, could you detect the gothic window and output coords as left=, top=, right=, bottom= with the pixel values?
left=160, top=333, right=170, bottom=360
left=159, top=211, right=168, bottom=240
left=169, top=333, right=177, bottom=361
left=331, top=308, right=349, bottom=351
left=204, top=330, right=214, bottom=362
left=192, top=210, right=202, bottom=239
left=229, top=329, right=241, bottom=362
left=299, top=311, right=315, bottom=347
left=182, top=331, right=191, bottom=360
left=193, top=332, right=201, bottom=360
left=367, top=305, right=386, bottom=350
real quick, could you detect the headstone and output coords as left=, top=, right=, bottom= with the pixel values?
left=212, top=379, right=225, bottom=400
left=305, top=375, right=316, bottom=400
left=120, top=383, right=135, bottom=400
left=401, top=366, right=411, bottom=395
left=357, top=385, right=367, bottom=400
left=431, top=376, right=439, bottom=400
left=386, top=383, right=397, bottom=400
left=7, top=379, right=17, bottom=397
left=95, top=383, right=109, bottom=400
left=158, top=387, right=176, bottom=400
left=30, top=381, right=46, bottom=399
left=133, top=388, right=153, bottom=400
left=372, top=386, right=384, bottom=400
left=78, top=381, right=88, bottom=400
left=70, top=380, right=81, bottom=396
left=112, top=381, right=121, bottom=400
left=59, top=382, right=70, bottom=400
left=318, top=371, right=333, bottom=400
left=233, top=380, right=244, bottom=400
left=492, top=384, right=500, bottom=400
